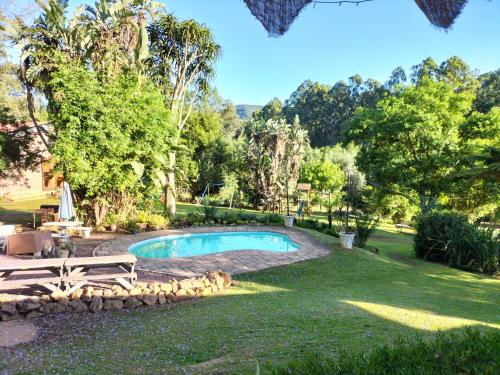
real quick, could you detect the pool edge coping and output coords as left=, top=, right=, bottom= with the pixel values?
left=93, top=225, right=331, bottom=277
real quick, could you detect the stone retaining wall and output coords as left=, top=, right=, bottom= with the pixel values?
left=0, top=271, right=232, bottom=321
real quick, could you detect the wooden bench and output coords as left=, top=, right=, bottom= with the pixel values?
left=63, top=255, right=137, bottom=294
left=0, top=258, right=66, bottom=292
left=395, top=223, right=412, bottom=232
left=0, top=255, right=137, bottom=294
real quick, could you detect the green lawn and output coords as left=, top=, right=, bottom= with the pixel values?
left=1, top=222, right=498, bottom=374
left=0, top=198, right=59, bottom=226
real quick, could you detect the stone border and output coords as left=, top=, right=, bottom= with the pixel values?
left=93, top=226, right=330, bottom=277
left=0, top=271, right=232, bottom=321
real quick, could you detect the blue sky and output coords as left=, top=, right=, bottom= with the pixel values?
left=9, top=0, right=500, bottom=105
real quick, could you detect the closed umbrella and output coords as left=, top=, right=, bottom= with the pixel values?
left=58, top=181, right=75, bottom=221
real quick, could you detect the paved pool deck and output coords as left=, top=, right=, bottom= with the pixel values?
left=93, top=226, right=330, bottom=277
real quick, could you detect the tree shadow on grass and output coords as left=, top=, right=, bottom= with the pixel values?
left=0, top=229, right=499, bottom=374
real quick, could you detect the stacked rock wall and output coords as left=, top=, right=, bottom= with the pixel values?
left=0, top=271, right=231, bottom=321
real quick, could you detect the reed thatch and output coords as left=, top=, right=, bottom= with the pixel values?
left=243, top=0, right=468, bottom=37
left=244, top=0, right=313, bottom=37
left=415, top=0, right=468, bottom=29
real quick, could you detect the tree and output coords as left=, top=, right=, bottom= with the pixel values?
left=474, top=69, right=500, bottom=114
left=348, top=78, right=474, bottom=213
left=299, top=159, right=344, bottom=194
left=48, top=65, right=174, bottom=225
left=147, top=13, right=221, bottom=214
left=245, top=117, right=308, bottom=212
left=252, top=97, right=282, bottom=122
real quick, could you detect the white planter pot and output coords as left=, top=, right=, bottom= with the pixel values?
left=283, top=215, right=295, bottom=227
left=339, top=232, right=355, bottom=249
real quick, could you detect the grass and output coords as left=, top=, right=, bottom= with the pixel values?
left=0, top=215, right=499, bottom=374
left=0, top=197, right=59, bottom=226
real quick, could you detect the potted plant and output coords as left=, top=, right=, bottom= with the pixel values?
left=105, top=212, right=119, bottom=232
left=339, top=172, right=355, bottom=249
left=57, top=240, right=75, bottom=258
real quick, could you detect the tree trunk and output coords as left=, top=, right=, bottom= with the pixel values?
left=165, top=151, right=177, bottom=215
left=27, top=88, right=50, bottom=151
left=419, top=194, right=435, bottom=214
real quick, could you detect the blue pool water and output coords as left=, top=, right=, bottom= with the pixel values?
left=128, top=231, right=301, bottom=259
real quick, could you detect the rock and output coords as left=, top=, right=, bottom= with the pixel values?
left=211, top=284, right=219, bottom=293
left=103, top=299, right=123, bottom=311
left=129, top=287, right=142, bottom=297
left=1, top=312, right=20, bottom=321
left=158, top=293, right=167, bottom=305
left=201, top=287, right=212, bottom=297
left=93, top=289, right=103, bottom=297
left=114, top=290, right=129, bottom=300
left=179, top=279, right=193, bottom=290
left=186, top=288, right=197, bottom=296
left=83, top=286, right=94, bottom=296
left=170, top=280, right=179, bottom=293
left=151, top=285, right=161, bottom=295
left=160, top=283, right=172, bottom=294
left=142, top=294, right=158, bottom=306
left=89, top=296, right=103, bottom=313
left=1, top=302, right=17, bottom=315
left=142, top=288, right=152, bottom=295
left=18, top=301, right=42, bottom=313
left=219, top=271, right=232, bottom=287
left=175, top=289, right=187, bottom=297
left=57, top=297, right=70, bottom=307
left=70, top=289, right=83, bottom=300
left=70, top=299, right=89, bottom=313
left=103, top=289, right=115, bottom=299
left=0, top=294, right=17, bottom=304
left=40, top=294, right=51, bottom=303
left=111, top=285, right=123, bottom=294
left=40, top=302, right=67, bottom=314
left=50, top=290, right=67, bottom=301
left=25, top=310, right=42, bottom=319
left=124, top=297, right=143, bottom=309
left=202, top=278, right=211, bottom=287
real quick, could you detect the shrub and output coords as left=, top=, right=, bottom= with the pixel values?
left=414, top=211, right=499, bottom=275
left=186, top=211, right=204, bottom=226
left=146, top=213, right=168, bottom=231
left=219, top=212, right=240, bottom=225
left=238, top=212, right=257, bottom=223
left=198, top=198, right=219, bottom=223
left=266, top=328, right=500, bottom=375
left=354, top=212, right=379, bottom=248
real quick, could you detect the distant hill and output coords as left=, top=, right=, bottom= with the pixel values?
left=235, top=104, right=262, bottom=120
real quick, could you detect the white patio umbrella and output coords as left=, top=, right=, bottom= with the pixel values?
left=58, top=181, right=75, bottom=221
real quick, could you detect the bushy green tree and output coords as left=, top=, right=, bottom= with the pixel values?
left=349, top=78, right=474, bottom=213
left=48, top=65, right=174, bottom=225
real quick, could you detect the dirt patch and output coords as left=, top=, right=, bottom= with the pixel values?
left=388, top=253, right=422, bottom=267
left=0, top=320, right=37, bottom=347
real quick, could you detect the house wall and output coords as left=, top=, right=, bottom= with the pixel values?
left=0, top=164, right=52, bottom=200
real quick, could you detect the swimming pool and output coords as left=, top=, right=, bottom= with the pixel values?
left=128, top=231, right=301, bottom=259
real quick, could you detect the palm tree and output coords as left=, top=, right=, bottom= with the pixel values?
left=147, top=13, right=222, bottom=214
left=77, top=0, right=161, bottom=79
left=8, top=0, right=84, bottom=150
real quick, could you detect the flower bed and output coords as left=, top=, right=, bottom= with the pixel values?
left=0, top=271, right=232, bottom=321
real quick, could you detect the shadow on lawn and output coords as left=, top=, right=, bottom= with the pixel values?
left=0, top=229, right=498, bottom=374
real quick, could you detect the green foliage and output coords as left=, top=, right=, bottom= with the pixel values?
left=245, top=118, right=308, bottom=211
left=198, top=197, right=219, bottom=222
left=48, top=64, right=174, bottom=224
left=218, top=173, right=239, bottom=207
left=266, top=329, right=500, bottom=375
left=283, top=77, right=386, bottom=147
left=414, top=211, right=499, bottom=275
left=299, top=159, right=345, bottom=194
left=252, top=97, right=283, bottom=122
left=353, top=212, right=379, bottom=248
left=349, top=78, right=474, bottom=213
